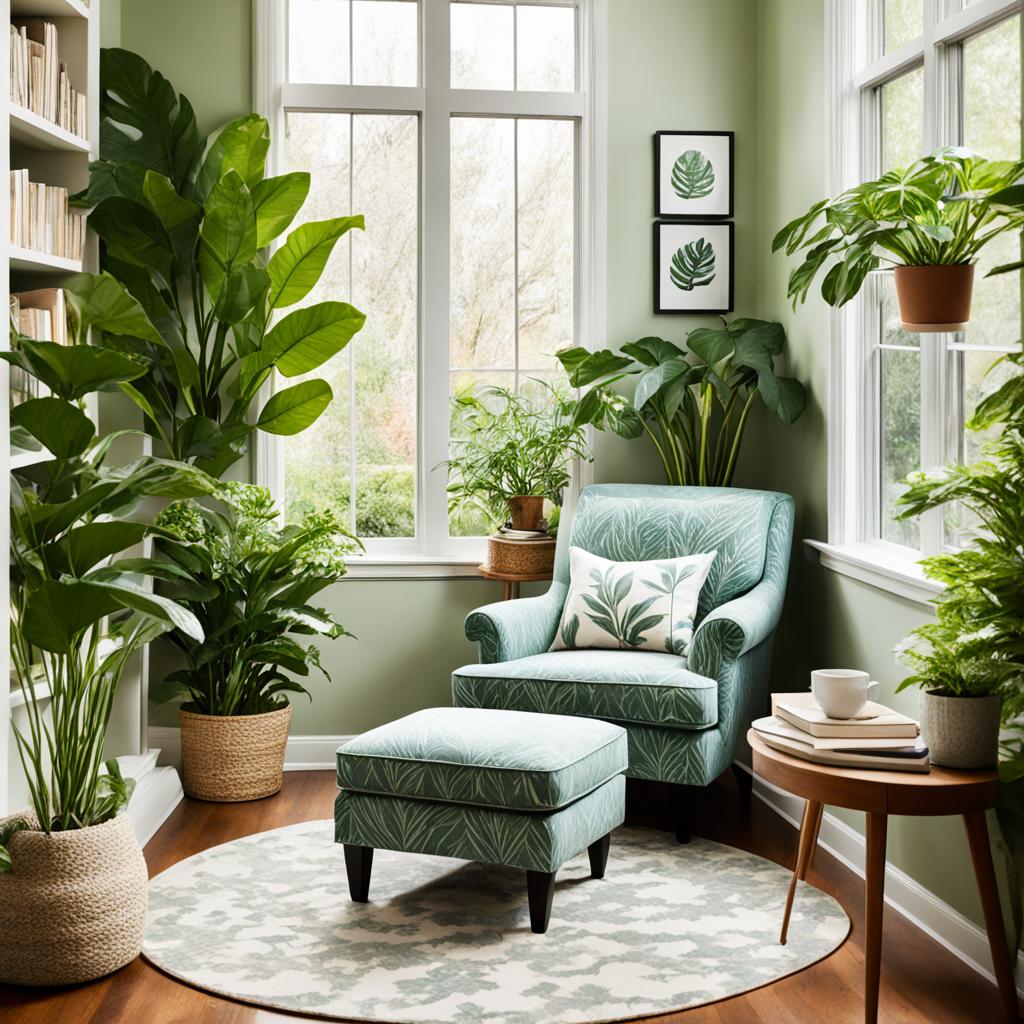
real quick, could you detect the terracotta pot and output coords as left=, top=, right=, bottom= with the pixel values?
left=507, top=495, right=545, bottom=532
left=893, top=264, right=974, bottom=332
left=487, top=535, right=556, bottom=576
left=919, top=690, right=1001, bottom=769
left=180, top=705, right=291, bottom=802
left=0, top=812, right=148, bottom=985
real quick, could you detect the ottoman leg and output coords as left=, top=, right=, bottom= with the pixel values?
left=344, top=844, right=374, bottom=903
left=588, top=833, right=611, bottom=879
left=527, top=870, right=556, bottom=934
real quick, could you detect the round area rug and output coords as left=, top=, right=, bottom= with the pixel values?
left=143, top=820, right=849, bottom=1023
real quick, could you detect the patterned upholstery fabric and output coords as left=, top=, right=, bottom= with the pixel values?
left=453, top=650, right=717, bottom=729
left=457, top=485, right=794, bottom=788
left=334, top=774, right=626, bottom=874
left=336, top=707, right=628, bottom=812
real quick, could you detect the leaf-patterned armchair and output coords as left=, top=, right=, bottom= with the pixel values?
left=452, top=484, right=795, bottom=842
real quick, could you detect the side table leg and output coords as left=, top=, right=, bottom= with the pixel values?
left=780, top=799, right=823, bottom=945
left=502, top=581, right=513, bottom=601
left=801, top=802, right=825, bottom=880
left=964, top=811, right=1020, bottom=1023
left=864, top=812, right=888, bottom=1024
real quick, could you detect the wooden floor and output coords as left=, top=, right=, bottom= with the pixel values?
left=0, top=770, right=1008, bottom=1024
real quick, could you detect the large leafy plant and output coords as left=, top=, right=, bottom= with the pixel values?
left=774, top=148, right=1024, bottom=308
left=560, top=318, right=806, bottom=487
left=70, top=49, right=366, bottom=476
left=150, top=484, right=361, bottom=716
left=2, top=331, right=211, bottom=863
left=445, top=384, right=590, bottom=529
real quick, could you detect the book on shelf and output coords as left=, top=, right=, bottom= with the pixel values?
left=10, top=169, right=86, bottom=262
left=10, top=20, right=87, bottom=139
left=771, top=690, right=920, bottom=739
left=9, top=289, right=68, bottom=404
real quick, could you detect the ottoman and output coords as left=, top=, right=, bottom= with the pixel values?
left=334, top=706, right=627, bottom=933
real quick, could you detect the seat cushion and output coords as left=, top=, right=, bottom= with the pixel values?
left=336, top=707, right=628, bottom=812
left=452, top=650, right=718, bottom=730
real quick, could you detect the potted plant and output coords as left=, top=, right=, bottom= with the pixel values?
left=559, top=317, right=806, bottom=486
left=774, top=148, right=1024, bottom=331
left=0, top=336, right=210, bottom=985
left=445, top=384, right=589, bottom=574
left=150, top=483, right=360, bottom=801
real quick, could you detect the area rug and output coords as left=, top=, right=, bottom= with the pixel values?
left=143, top=820, right=849, bottom=1023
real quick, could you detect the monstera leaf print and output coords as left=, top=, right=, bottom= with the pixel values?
left=670, top=238, right=716, bottom=291
left=671, top=149, right=715, bottom=199
left=580, top=567, right=663, bottom=649
left=648, top=563, right=696, bottom=656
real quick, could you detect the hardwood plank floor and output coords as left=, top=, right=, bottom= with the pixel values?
left=0, top=770, right=1007, bottom=1023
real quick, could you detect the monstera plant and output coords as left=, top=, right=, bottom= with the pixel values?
left=560, top=318, right=806, bottom=487
left=69, top=48, right=366, bottom=476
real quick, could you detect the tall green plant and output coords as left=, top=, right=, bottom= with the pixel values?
left=2, top=331, right=213, bottom=860
left=560, top=318, right=806, bottom=487
left=69, top=49, right=366, bottom=476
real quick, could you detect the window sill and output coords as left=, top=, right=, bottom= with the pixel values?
left=343, top=555, right=486, bottom=581
left=804, top=539, right=942, bottom=607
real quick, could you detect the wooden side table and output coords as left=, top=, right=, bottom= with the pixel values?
left=748, top=730, right=1018, bottom=1024
left=477, top=565, right=552, bottom=601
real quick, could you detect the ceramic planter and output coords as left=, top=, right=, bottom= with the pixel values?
left=180, top=705, right=292, bottom=802
left=894, top=264, right=975, bottom=333
left=919, top=690, right=1001, bottom=769
left=0, top=812, right=147, bottom=985
left=507, top=495, right=545, bottom=532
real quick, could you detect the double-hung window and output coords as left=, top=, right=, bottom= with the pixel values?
left=254, top=0, right=604, bottom=568
left=822, top=0, right=1022, bottom=599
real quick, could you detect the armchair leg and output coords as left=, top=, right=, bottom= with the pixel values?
left=668, top=783, right=691, bottom=844
left=732, top=764, right=753, bottom=809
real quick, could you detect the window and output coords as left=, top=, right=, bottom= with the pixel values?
left=256, top=0, right=601, bottom=563
left=824, top=0, right=1022, bottom=591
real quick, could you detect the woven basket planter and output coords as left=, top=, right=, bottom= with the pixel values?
left=487, top=535, right=556, bottom=576
left=0, top=812, right=147, bottom=986
left=180, top=705, right=292, bottom=802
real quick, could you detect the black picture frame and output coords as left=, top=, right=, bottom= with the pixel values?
left=653, top=130, right=735, bottom=220
left=653, top=221, right=734, bottom=315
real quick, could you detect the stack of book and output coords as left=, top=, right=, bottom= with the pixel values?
left=10, top=169, right=87, bottom=261
left=9, top=289, right=68, bottom=403
left=753, top=692, right=929, bottom=772
left=10, top=20, right=88, bottom=139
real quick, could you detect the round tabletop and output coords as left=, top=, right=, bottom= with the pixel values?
left=747, top=729, right=998, bottom=816
left=477, top=565, right=553, bottom=583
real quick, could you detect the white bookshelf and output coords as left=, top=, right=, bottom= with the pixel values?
left=10, top=104, right=88, bottom=151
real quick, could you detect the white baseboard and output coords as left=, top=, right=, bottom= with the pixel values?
left=149, top=727, right=348, bottom=773
left=736, top=762, right=1024, bottom=998
left=120, top=752, right=184, bottom=848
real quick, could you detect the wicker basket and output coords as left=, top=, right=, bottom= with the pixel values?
left=487, top=535, right=556, bottom=576
left=0, top=812, right=147, bottom=986
left=180, top=705, right=292, bottom=802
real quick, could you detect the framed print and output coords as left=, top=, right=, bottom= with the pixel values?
left=654, top=221, right=734, bottom=314
left=654, top=131, right=734, bottom=219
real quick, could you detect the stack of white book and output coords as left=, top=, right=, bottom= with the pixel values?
left=9, top=288, right=68, bottom=404
left=753, top=692, right=929, bottom=772
left=10, top=20, right=88, bottom=139
left=10, top=169, right=87, bottom=261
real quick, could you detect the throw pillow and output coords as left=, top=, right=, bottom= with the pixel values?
left=551, top=546, right=717, bottom=656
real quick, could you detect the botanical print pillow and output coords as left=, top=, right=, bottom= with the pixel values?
left=551, top=547, right=717, bottom=656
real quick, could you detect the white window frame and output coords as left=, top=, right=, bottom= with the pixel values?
left=812, top=0, right=1022, bottom=605
left=252, top=0, right=606, bottom=577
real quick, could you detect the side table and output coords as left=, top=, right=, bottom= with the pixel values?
left=477, top=565, right=552, bottom=601
left=748, top=729, right=1018, bottom=1024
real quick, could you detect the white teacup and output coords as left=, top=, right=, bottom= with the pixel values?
left=811, top=669, right=879, bottom=719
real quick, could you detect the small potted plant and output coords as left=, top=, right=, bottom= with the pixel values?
left=152, top=483, right=360, bottom=802
left=774, top=148, right=1024, bottom=331
left=445, top=383, right=589, bottom=574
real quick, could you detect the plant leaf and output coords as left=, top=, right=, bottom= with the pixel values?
left=261, top=301, right=366, bottom=377
left=252, top=172, right=311, bottom=247
left=2, top=341, right=147, bottom=401
left=198, top=169, right=258, bottom=315
left=267, top=216, right=365, bottom=308
left=257, top=379, right=333, bottom=435
left=670, top=238, right=716, bottom=291
left=671, top=149, right=715, bottom=199
left=195, top=114, right=270, bottom=199
left=64, top=272, right=167, bottom=347
left=142, top=170, right=201, bottom=264
left=11, top=397, right=94, bottom=458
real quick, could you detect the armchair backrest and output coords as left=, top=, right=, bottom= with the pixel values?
left=556, top=484, right=794, bottom=623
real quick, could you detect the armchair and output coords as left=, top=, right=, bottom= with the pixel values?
left=453, top=484, right=795, bottom=842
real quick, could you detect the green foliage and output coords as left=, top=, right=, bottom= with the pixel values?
left=579, top=567, right=661, bottom=649
left=775, top=147, right=1024, bottom=308
left=670, top=238, right=716, bottom=291
left=150, top=484, right=362, bottom=716
left=6, top=331, right=214, bottom=836
left=560, top=317, right=807, bottom=487
left=285, top=465, right=415, bottom=538
left=71, top=49, right=366, bottom=477
left=671, top=150, right=715, bottom=200
left=443, top=383, right=591, bottom=530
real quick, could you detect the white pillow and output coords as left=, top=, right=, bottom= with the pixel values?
left=551, top=546, right=716, bottom=656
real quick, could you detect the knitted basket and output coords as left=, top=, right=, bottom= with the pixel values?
left=487, top=535, right=556, bottom=576
left=180, top=705, right=292, bottom=802
left=0, top=812, right=147, bottom=986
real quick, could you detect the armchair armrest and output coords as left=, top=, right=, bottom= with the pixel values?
left=464, top=583, right=567, bottom=664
